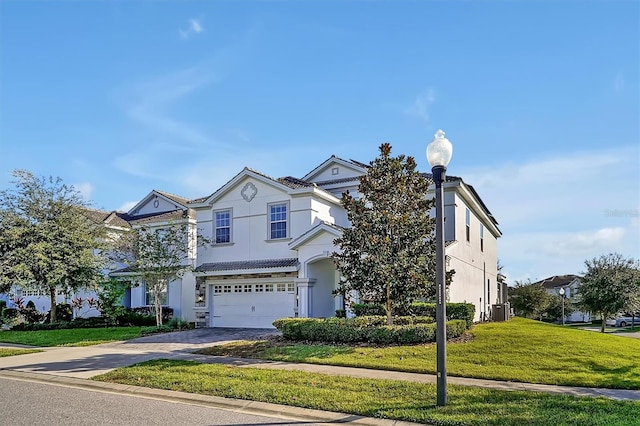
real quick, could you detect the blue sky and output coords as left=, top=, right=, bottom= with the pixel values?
left=1, top=0, right=638, bottom=284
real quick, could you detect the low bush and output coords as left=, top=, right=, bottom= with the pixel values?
left=11, top=316, right=112, bottom=331
left=165, top=318, right=195, bottom=330
left=352, top=302, right=475, bottom=328
left=351, top=303, right=386, bottom=317
left=2, top=308, right=19, bottom=320
left=44, top=303, right=73, bottom=323
left=116, top=310, right=156, bottom=326
left=125, top=307, right=174, bottom=323
left=273, top=317, right=467, bottom=345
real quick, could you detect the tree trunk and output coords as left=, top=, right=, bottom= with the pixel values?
left=154, top=284, right=162, bottom=327
left=49, top=287, right=57, bottom=323
left=600, top=313, right=606, bottom=333
left=385, top=282, right=393, bottom=325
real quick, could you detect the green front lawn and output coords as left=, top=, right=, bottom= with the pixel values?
left=198, top=318, right=640, bottom=389
left=94, top=359, right=640, bottom=426
left=0, top=348, right=42, bottom=357
left=0, top=327, right=149, bottom=347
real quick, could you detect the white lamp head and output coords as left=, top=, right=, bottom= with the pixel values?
left=426, top=129, right=453, bottom=168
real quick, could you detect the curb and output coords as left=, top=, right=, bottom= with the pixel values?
left=0, top=369, right=424, bottom=426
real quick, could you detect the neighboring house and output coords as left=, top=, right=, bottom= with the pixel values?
left=108, top=190, right=199, bottom=322
left=187, top=156, right=501, bottom=328
left=1, top=156, right=502, bottom=328
left=535, top=274, right=591, bottom=323
left=0, top=208, right=131, bottom=319
left=1, top=190, right=198, bottom=321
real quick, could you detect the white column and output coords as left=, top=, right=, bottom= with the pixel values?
left=295, top=278, right=316, bottom=318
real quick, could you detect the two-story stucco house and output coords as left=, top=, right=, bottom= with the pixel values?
left=536, top=274, right=591, bottom=323
left=2, top=155, right=501, bottom=328
left=185, top=156, right=501, bottom=328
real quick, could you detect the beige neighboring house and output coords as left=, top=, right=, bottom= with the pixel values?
left=535, top=274, right=591, bottom=323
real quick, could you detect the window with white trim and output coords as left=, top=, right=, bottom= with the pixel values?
left=480, top=224, right=484, bottom=252
left=268, top=202, right=288, bottom=239
left=255, top=284, right=264, bottom=292
left=145, top=285, right=167, bottom=306
left=214, top=285, right=222, bottom=294
left=277, top=283, right=286, bottom=292
left=215, top=210, right=231, bottom=244
left=21, top=288, right=45, bottom=297
left=465, top=208, right=470, bottom=242
left=234, top=285, right=242, bottom=293
left=265, top=284, right=274, bottom=292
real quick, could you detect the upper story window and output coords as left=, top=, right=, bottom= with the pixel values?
left=269, top=202, right=288, bottom=239
left=465, top=208, right=470, bottom=242
left=480, top=224, right=484, bottom=252
left=215, top=210, right=231, bottom=244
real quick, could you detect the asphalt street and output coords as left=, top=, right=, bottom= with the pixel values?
left=0, top=376, right=329, bottom=426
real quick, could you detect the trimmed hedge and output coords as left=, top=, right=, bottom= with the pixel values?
left=2, top=308, right=19, bottom=319
left=272, top=316, right=467, bottom=345
left=351, top=302, right=475, bottom=328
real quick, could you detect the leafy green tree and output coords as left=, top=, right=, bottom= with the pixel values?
left=578, top=253, right=638, bottom=332
left=621, top=262, right=640, bottom=328
left=0, top=170, right=108, bottom=322
left=113, top=220, right=208, bottom=326
left=544, top=293, right=575, bottom=323
left=96, top=278, right=129, bottom=324
left=509, top=280, right=551, bottom=320
left=332, top=143, right=453, bottom=325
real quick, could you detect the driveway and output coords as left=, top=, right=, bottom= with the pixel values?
left=0, top=328, right=280, bottom=379
left=576, top=326, right=640, bottom=339
left=99, top=327, right=280, bottom=352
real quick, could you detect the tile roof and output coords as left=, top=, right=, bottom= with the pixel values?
left=420, top=172, right=461, bottom=184
left=155, top=190, right=190, bottom=206
left=277, top=176, right=314, bottom=189
left=534, top=275, right=581, bottom=289
left=195, top=258, right=299, bottom=272
left=81, top=208, right=130, bottom=228
left=109, top=266, right=136, bottom=275
left=314, top=176, right=361, bottom=186
left=348, top=158, right=370, bottom=169
left=128, top=209, right=188, bottom=225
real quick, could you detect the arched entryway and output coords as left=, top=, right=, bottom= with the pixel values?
left=296, top=256, right=341, bottom=318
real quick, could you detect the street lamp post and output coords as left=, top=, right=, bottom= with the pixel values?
left=427, top=129, right=453, bottom=407
left=559, top=287, right=566, bottom=326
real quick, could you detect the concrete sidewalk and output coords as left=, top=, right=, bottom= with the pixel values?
left=0, top=333, right=640, bottom=401
left=2, top=329, right=640, bottom=403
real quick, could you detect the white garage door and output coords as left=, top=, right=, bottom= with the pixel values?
left=210, top=282, right=296, bottom=328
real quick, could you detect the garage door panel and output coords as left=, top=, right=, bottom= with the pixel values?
left=211, top=288, right=295, bottom=328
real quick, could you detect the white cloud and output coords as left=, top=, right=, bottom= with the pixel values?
left=179, top=18, right=204, bottom=40
left=459, top=146, right=639, bottom=229
left=73, top=182, right=94, bottom=201
left=117, top=201, right=138, bottom=213
left=458, top=146, right=640, bottom=283
left=499, top=224, right=636, bottom=283
left=405, top=88, right=436, bottom=122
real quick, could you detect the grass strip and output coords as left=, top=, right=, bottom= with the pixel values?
left=0, top=348, right=41, bottom=357
left=94, top=359, right=640, bottom=426
left=197, top=318, right=640, bottom=389
left=0, top=327, right=148, bottom=347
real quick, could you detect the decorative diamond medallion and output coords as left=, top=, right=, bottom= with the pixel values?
left=241, top=182, right=258, bottom=202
